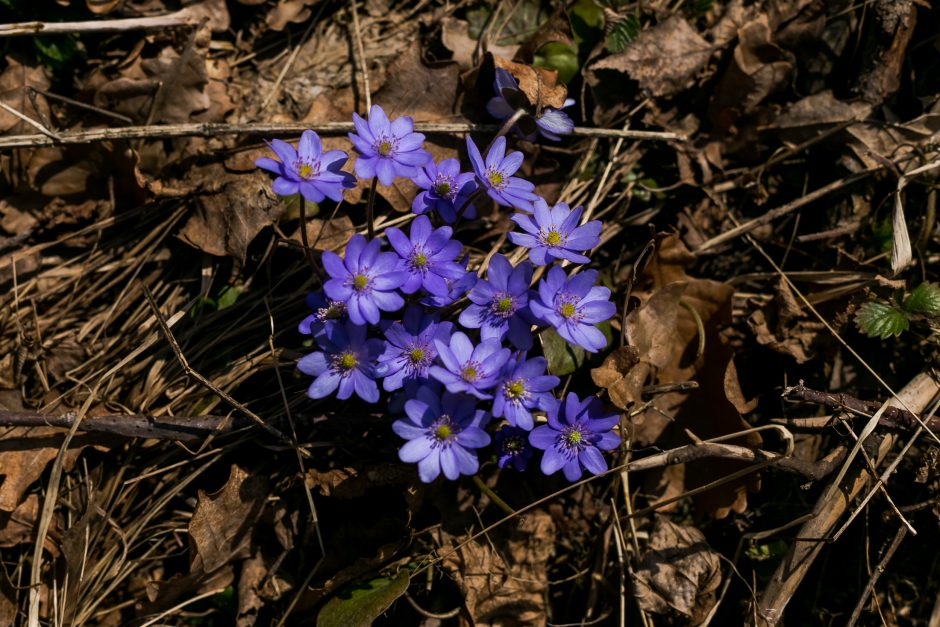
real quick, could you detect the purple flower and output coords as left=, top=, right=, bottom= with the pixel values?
left=430, top=331, right=511, bottom=400
left=349, top=105, right=431, bottom=186
left=495, top=425, right=534, bottom=471
left=530, top=267, right=615, bottom=353
left=385, top=215, right=466, bottom=296
left=297, top=322, right=385, bottom=403
left=420, top=255, right=478, bottom=308
left=509, top=199, right=602, bottom=266
left=255, top=130, right=356, bottom=202
left=298, top=292, right=347, bottom=339
left=529, top=392, right=620, bottom=481
left=492, top=355, right=559, bottom=431
left=487, top=69, right=576, bottom=142
left=322, top=234, right=408, bottom=325
left=412, top=158, right=478, bottom=223
left=466, top=135, right=538, bottom=210
left=376, top=305, right=453, bottom=392
left=458, top=253, right=535, bottom=350
left=393, top=385, right=491, bottom=482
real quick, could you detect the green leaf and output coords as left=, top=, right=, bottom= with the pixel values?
left=540, top=328, right=585, bottom=376
left=568, top=0, right=605, bottom=48
left=34, top=36, right=78, bottom=70
left=605, top=13, right=640, bottom=54
left=533, top=42, right=579, bottom=85
left=317, top=570, right=409, bottom=627
left=855, top=302, right=909, bottom=339
left=903, top=282, right=940, bottom=316
left=216, top=285, right=241, bottom=311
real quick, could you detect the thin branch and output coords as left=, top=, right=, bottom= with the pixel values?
left=782, top=381, right=940, bottom=433
left=0, top=409, right=243, bottom=442
left=0, top=12, right=195, bottom=37
left=0, top=121, right=686, bottom=150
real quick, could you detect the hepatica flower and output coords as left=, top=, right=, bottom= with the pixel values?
left=458, top=253, right=535, bottom=350
left=530, top=267, right=615, bottom=352
left=322, top=234, right=408, bottom=325
left=412, top=158, right=478, bottom=223
left=385, top=215, right=466, bottom=296
left=297, top=322, right=384, bottom=403
left=495, top=425, right=534, bottom=471
left=466, top=135, right=538, bottom=210
left=393, top=385, right=491, bottom=482
left=492, top=355, right=559, bottom=431
left=376, top=305, right=453, bottom=392
left=510, top=199, right=602, bottom=266
left=529, top=392, right=620, bottom=481
left=430, top=332, right=511, bottom=399
left=298, top=292, right=347, bottom=339
left=487, top=68, right=575, bottom=142
left=420, top=259, right=478, bottom=308
left=350, top=104, right=431, bottom=186
left=255, top=130, right=355, bottom=202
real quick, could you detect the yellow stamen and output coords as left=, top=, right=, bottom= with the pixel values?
left=409, top=348, right=425, bottom=363
left=352, top=275, right=369, bottom=290
left=496, top=297, right=512, bottom=313
left=339, top=353, right=357, bottom=369
left=545, top=230, right=561, bottom=246
left=435, top=424, right=452, bottom=440
left=378, top=140, right=393, bottom=156
left=560, top=303, right=576, bottom=318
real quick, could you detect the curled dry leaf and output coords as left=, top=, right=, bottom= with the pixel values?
left=591, top=346, right=641, bottom=411
left=747, top=277, right=826, bottom=364
left=266, top=0, right=317, bottom=31
left=189, top=464, right=268, bottom=574
left=488, top=53, right=569, bottom=109
left=442, top=510, right=555, bottom=626
left=633, top=516, right=721, bottom=625
left=0, top=56, right=51, bottom=135
left=590, top=16, right=711, bottom=97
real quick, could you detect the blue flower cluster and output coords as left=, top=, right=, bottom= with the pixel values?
left=258, top=95, right=619, bottom=484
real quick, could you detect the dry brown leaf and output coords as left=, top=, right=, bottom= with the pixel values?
left=857, top=1, right=916, bottom=105
left=441, top=510, right=555, bottom=626
left=266, top=0, right=316, bottom=31
left=747, top=277, right=826, bottom=364
left=189, top=464, right=268, bottom=574
left=590, top=17, right=711, bottom=97
left=708, top=15, right=794, bottom=131
left=178, top=172, right=282, bottom=262
left=489, top=53, right=569, bottom=109
left=182, top=0, right=231, bottom=33
left=236, top=551, right=267, bottom=627
left=633, top=516, right=721, bottom=624
left=591, top=346, right=642, bottom=411
left=291, top=215, right=355, bottom=251
left=0, top=493, right=38, bottom=547
left=441, top=18, right=519, bottom=71
left=0, top=56, right=50, bottom=135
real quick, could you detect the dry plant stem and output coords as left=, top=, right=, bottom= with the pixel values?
left=0, top=122, right=684, bottom=150
left=754, top=371, right=940, bottom=626
left=472, top=475, right=515, bottom=515
left=846, top=524, right=908, bottom=627
left=485, top=107, right=527, bottom=153
left=0, top=409, right=242, bottom=442
left=140, top=285, right=306, bottom=455
left=783, top=381, right=940, bottom=433
left=349, top=0, right=372, bottom=111
left=365, top=178, right=378, bottom=239
left=0, top=12, right=195, bottom=36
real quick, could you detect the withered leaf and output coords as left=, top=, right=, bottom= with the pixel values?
left=0, top=56, right=50, bottom=135
left=292, top=215, right=355, bottom=251
left=633, top=516, right=721, bottom=624
left=266, top=0, right=317, bottom=31
left=591, top=346, right=642, bottom=410
left=489, top=53, right=569, bottom=109
left=590, top=17, right=711, bottom=97
left=441, top=18, right=519, bottom=71
left=189, top=464, right=268, bottom=574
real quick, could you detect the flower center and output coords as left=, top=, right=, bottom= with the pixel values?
left=408, top=348, right=425, bottom=364
left=545, top=230, right=561, bottom=246
left=335, top=352, right=357, bottom=372
left=486, top=168, right=505, bottom=190
left=316, top=301, right=345, bottom=321
left=502, top=435, right=524, bottom=455
left=352, top=274, right=369, bottom=291
left=429, top=415, right=457, bottom=446
left=559, top=425, right=587, bottom=453
left=432, top=174, right=456, bottom=199
left=460, top=361, right=481, bottom=382
left=560, top=303, right=576, bottom=318
left=376, top=137, right=396, bottom=157
left=412, top=252, right=428, bottom=268
left=496, top=297, right=512, bottom=313
left=489, top=293, right=517, bottom=319
left=504, top=379, right=526, bottom=400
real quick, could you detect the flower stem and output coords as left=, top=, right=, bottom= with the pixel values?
left=455, top=187, right=485, bottom=224
left=299, top=198, right=316, bottom=269
left=485, top=107, right=528, bottom=153
left=472, top=475, right=515, bottom=516
left=365, top=177, right=378, bottom=239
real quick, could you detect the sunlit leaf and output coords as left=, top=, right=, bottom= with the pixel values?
left=903, top=282, right=940, bottom=316
left=540, top=327, right=585, bottom=376
left=855, top=301, right=909, bottom=339
left=317, top=571, right=409, bottom=627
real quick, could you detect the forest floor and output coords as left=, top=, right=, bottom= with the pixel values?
left=1, top=0, right=939, bottom=625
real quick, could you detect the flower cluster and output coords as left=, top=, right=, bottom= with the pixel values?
left=257, top=97, right=619, bottom=484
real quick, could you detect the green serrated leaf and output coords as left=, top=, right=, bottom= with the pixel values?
left=540, top=327, right=585, bottom=376
left=855, top=301, right=909, bottom=339
left=317, top=570, right=409, bottom=627
left=605, top=13, right=640, bottom=53
left=904, top=282, right=940, bottom=316
left=533, top=42, right=579, bottom=85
